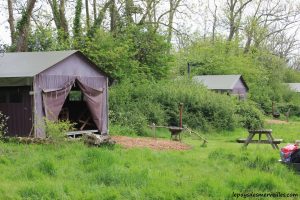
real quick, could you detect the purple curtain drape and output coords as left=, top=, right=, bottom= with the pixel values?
left=42, top=78, right=103, bottom=131
left=76, top=79, right=103, bottom=131
left=42, top=80, right=74, bottom=121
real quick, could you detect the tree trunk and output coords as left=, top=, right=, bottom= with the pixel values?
left=85, top=0, right=90, bottom=30
left=167, top=0, right=174, bottom=44
left=48, top=0, right=69, bottom=39
left=88, top=0, right=112, bottom=36
left=226, top=0, right=252, bottom=41
left=93, top=0, right=97, bottom=21
left=244, top=36, right=252, bottom=53
left=211, top=2, right=217, bottom=43
left=167, top=0, right=181, bottom=45
left=125, top=0, right=134, bottom=24
left=109, top=0, right=116, bottom=32
left=7, top=0, right=15, bottom=45
left=59, top=0, right=69, bottom=36
left=73, top=0, right=83, bottom=38
left=16, top=0, right=37, bottom=52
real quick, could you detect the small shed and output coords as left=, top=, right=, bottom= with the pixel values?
left=287, top=83, right=300, bottom=93
left=192, top=75, right=249, bottom=99
left=0, top=50, right=108, bottom=138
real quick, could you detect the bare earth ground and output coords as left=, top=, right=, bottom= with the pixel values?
left=111, top=136, right=191, bottom=150
left=266, top=119, right=288, bottom=124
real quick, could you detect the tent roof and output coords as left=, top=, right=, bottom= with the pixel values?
left=0, top=50, right=77, bottom=78
left=192, top=75, right=248, bottom=90
left=287, top=83, right=300, bottom=92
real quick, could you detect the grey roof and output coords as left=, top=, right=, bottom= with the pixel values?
left=192, top=75, right=247, bottom=90
left=287, top=83, right=300, bottom=92
left=0, top=50, right=77, bottom=78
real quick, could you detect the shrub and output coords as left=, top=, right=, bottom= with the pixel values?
left=0, top=112, right=8, bottom=137
left=236, top=101, right=264, bottom=130
left=109, top=79, right=238, bottom=134
left=277, top=102, right=300, bottom=117
left=45, top=119, right=75, bottom=140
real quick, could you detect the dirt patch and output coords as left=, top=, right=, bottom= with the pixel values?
left=266, top=119, right=288, bottom=124
left=111, top=136, right=191, bottom=150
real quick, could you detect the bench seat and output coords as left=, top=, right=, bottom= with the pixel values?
left=237, top=138, right=282, bottom=144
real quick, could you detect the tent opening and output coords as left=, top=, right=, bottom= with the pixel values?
left=58, top=82, right=97, bottom=131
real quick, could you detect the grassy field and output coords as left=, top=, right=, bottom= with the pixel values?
left=0, top=121, right=300, bottom=199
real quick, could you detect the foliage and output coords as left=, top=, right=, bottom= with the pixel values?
left=277, top=102, right=300, bottom=117
left=0, top=111, right=8, bottom=137
left=45, top=119, right=75, bottom=140
left=15, top=9, right=29, bottom=33
left=118, top=25, right=172, bottom=80
left=80, top=30, right=139, bottom=81
left=174, top=38, right=300, bottom=115
left=73, top=0, right=83, bottom=39
left=26, top=25, right=172, bottom=82
left=236, top=101, right=264, bottom=130
left=109, top=79, right=239, bottom=134
left=81, top=25, right=172, bottom=81
left=28, top=27, right=57, bottom=51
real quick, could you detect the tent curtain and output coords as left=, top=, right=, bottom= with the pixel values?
left=42, top=80, right=74, bottom=121
left=76, top=79, right=103, bottom=131
left=41, top=78, right=103, bottom=132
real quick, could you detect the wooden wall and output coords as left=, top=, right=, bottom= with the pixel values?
left=0, top=86, right=33, bottom=136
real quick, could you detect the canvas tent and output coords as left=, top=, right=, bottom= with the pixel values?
left=192, top=75, right=249, bottom=99
left=287, top=83, right=300, bottom=93
left=0, top=50, right=108, bottom=138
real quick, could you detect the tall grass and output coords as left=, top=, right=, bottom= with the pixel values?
left=1, top=122, right=300, bottom=199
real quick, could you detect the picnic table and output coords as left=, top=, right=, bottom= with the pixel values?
left=237, top=129, right=282, bottom=149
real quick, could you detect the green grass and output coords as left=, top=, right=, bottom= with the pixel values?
left=0, top=121, right=300, bottom=199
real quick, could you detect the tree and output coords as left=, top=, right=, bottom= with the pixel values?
left=15, top=0, right=37, bottom=51
left=225, top=0, right=253, bottom=41
left=7, top=0, right=15, bottom=44
left=243, top=0, right=300, bottom=58
left=167, top=0, right=182, bottom=44
left=73, top=0, right=83, bottom=38
left=47, top=0, right=69, bottom=39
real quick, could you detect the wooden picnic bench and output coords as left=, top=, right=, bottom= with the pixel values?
left=237, top=129, right=282, bottom=149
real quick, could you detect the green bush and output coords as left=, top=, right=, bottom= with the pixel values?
left=236, top=101, right=264, bottom=130
left=0, top=111, right=8, bottom=137
left=277, top=103, right=300, bottom=117
left=45, top=119, right=75, bottom=140
left=109, top=79, right=238, bottom=134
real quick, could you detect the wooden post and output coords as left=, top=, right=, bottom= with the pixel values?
left=272, top=101, right=275, bottom=117
left=285, top=108, right=290, bottom=122
left=179, top=103, right=183, bottom=128
left=152, top=123, right=156, bottom=139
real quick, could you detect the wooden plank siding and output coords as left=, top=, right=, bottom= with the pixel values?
left=0, top=86, right=33, bottom=136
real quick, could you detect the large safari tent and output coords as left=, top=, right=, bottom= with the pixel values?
left=0, top=50, right=108, bottom=138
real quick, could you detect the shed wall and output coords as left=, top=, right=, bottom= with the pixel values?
left=0, top=86, right=32, bottom=136
left=232, top=79, right=247, bottom=95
